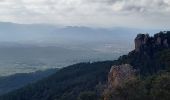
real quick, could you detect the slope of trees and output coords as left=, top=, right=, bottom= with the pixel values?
left=0, top=69, right=57, bottom=95
left=0, top=61, right=113, bottom=100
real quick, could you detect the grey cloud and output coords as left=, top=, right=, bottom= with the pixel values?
left=85, top=0, right=120, bottom=3
left=85, top=0, right=170, bottom=13
left=0, top=0, right=6, bottom=2
left=0, top=0, right=170, bottom=28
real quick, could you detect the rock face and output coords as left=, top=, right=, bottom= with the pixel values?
left=108, top=64, right=136, bottom=88
left=135, top=34, right=149, bottom=52
left=103, top=64, right=136, bottom=100
left=134, top=31, right=170, bottom=53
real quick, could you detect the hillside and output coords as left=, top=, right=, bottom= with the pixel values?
left=0, top=61, right=113, bottom=100
left=103, top=31, right=170, bottom=100
left=0, top=69, right=57, bottom=95
left=1, top=31, right=170, bottom=100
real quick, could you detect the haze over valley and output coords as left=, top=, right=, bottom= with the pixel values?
left=0, top=22, right=161, bottom=76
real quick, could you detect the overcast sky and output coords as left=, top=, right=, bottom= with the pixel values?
left=0, top=0, right=170, bottom=28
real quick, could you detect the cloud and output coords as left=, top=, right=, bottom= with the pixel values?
left=0, top=0, right=170, bottom=28
left=86, top=0, right=170, bottom=12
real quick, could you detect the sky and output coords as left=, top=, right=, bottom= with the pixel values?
left=0, top=0, right=170, bottom=28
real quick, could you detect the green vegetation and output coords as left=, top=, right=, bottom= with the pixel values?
left=116, top=49, right=170, bottom=76
left=105, top=72, right=170, bottom=100
left=78, top=91, right=97, bottom=100
left=0, top=61, right=113, bottom=100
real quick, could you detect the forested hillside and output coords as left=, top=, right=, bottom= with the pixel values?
left=0, top=69, right=57, bottom=95
left=0, top=61, right=113, bottom=100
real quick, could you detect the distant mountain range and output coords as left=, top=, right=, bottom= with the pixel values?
left=0, top=22, right=160, bottom=45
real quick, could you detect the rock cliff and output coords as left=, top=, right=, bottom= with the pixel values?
left=134, top=31, right=170, bottom=54
left=108, top=64, right=136, bottom=88
left=104, top=64, right=136, bottom=100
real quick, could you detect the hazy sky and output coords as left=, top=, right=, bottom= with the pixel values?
left=0, top=0, right=170, bottom=28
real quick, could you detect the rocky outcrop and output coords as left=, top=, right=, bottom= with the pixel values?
left=134, top=31, right=170, bottom=53
left=135, top=34, right=149, bottom=52
left=103, top=64, right=136, bottom=100
left=108, top=64, right=136, bottom=88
